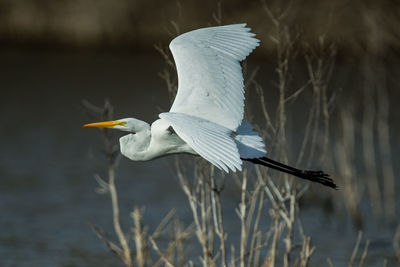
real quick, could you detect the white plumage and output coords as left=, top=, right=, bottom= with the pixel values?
left=84, top=23, right=266, bottom=173
left=169, top=23, right=260, bottom=131
left=160, top=112, right=243, bottom=172
left=84, top=23, right=338, bottom=189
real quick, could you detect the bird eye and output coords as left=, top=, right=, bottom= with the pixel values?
left=119, top=121, right=127, bottom=126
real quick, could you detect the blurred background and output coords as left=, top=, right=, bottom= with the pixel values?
left=0, top=0, right=399, bottom=266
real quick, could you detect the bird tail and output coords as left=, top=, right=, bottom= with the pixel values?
left=245, top=156, right=338, bottom=189
left=234, top=121, right=267, bottom=159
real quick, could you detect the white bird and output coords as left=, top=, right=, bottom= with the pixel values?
left=84, top=24, right=336, bottom=189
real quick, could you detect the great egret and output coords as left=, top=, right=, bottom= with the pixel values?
left=84, top=24, right=336, bottom=189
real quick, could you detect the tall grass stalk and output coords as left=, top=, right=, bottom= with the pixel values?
left=83, top=99, right=133, bottom=267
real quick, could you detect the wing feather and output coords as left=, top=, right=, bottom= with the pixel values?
left=169, top=24, right=259, bottom=131
left=159, top=112, right=242, bottom=172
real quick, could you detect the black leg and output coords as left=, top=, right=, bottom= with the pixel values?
left=243, top=157, right=337, bottom=189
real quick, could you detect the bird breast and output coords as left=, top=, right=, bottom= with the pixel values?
left=151, top=119, right=197, bottom=156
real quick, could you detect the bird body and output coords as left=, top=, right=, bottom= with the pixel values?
left=84, top=24, right=337, bottom=189
left=119, top=118, right=196, bottom=161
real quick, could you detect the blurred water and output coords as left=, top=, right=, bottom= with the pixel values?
left=0, top=49, right=398, bottom=266
left=0, top=49, right=183, bottom=266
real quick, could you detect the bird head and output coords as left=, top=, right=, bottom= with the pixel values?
left=83, top=118, right=149, bottom=133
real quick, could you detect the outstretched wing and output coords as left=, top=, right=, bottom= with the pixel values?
left=169, top=24, right=259, bottom=131
left=159, top=112, right=242, bottom=172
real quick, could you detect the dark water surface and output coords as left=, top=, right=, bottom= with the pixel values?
left=0, top=49, right=398, bottom=266
left=0, top=49, right=183, bottom=266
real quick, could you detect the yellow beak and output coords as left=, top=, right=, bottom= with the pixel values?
left=83, top=120, right=124, bottom=128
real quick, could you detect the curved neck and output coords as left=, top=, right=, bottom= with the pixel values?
left=119, top=128, right=152, bottom=161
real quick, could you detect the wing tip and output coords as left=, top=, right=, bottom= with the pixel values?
left=169, top=23, right=260, bottom=60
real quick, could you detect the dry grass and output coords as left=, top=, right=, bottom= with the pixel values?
left=83, top=99, right=133, bottom=267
